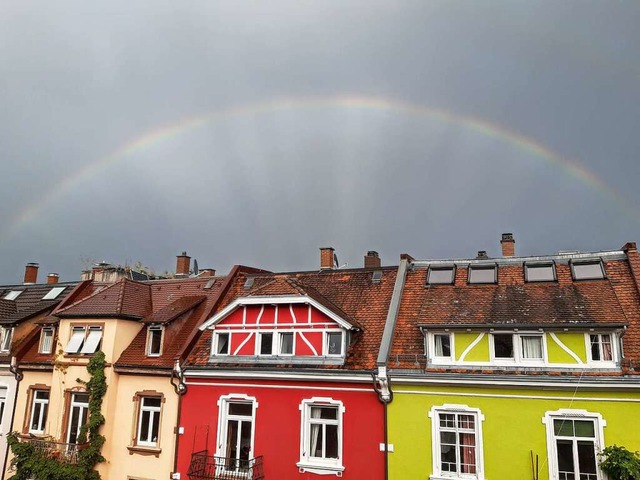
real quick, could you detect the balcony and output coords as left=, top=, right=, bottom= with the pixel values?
left=21, top=437, right=89, bottom=464
left=187, top=450, right=264, bottom=480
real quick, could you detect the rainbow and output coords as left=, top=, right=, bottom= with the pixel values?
left=2, top=94, right=631, bottom=239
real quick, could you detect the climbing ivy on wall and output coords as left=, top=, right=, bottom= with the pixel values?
left=7, top=351, right=107, bottom=480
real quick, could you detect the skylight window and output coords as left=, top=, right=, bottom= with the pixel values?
left=42, top=286, right=66, bottom=300
left=427, top=266, right=455, bottom=285
left=372, top=271, right=383, bottom=284
left=525, top=263, right=556, bottom=282
left=571, top=260, right=605, bottom=280
left=468, top=265, right=497, bottom=284
left=3, top=291, right=22, bottom=301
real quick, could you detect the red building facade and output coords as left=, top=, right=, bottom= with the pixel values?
left=176, top=263, right=398, bottom=480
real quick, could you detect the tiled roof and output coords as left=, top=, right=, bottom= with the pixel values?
left=0, top=283, right=77, bottom=325
left=390, top=255, right=640, bottom=370
left=188, top=267, right=398, bottom=370
left=56, top=278, right=152, bottom=319
left=0, top=300, right=17, bottom=317
left=114, top=276, right=229, bottom=370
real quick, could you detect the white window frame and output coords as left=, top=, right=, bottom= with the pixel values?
left=136, top=396, right=162, bottom=447
left=256, top=331, right=274, bottom=356
left=489, top=332, right=547, bottom=366
left=324, top=331, right=344, bottom=356
left=0, top=327, right=13, bottom=353
left=212, top=331, right=231, bottom=356
left=278, top=331, right=295, bottom=356
left=146, top=326, right=163, bottom=357
left=29, top=390, right=50, bottom=434
left=215, top=394, right=258, bottom=460
left=297, top=397, right=345, bottom=476
left=542, top=409, right=606, bottom=480
left=39, top=327, right=55, bottom=354
left=427, top=332, right=454, bottom=364
left=0, top=390, right=6, bottom=427
left=585, top=333, right=617, bottom=365
left=429, top=404, right=485, bottom=480
left=64, top=325, right=103, bottom=355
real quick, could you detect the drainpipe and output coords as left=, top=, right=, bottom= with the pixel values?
left=3, top=357, right=23, bottom=479
left=170, top=360, right=187, bottom=479
left=373, top=367, right=393, bottom=480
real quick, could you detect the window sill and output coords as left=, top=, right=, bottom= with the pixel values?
left=127, top=445, right=161, bottom=457
left=430, top=475, right=483, bottom=480
left=297, top=461, right=344, bottom=476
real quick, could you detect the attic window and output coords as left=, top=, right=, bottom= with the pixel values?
left=64, top=325, right=103, bottom=354
left=525, top=263, right=556, bottom=282
left=244, top=277, right=255, bottom=289
left=468, top=265, right=497, bottom=284
left=204, top=279, right=216, bottom=290
left=42, top=286, right=66, bottom=300
left=3, top=291, right=22, bottom=301
left=147, top=326, right=163, bottom=356
left=39, top=327, right=54, bottom=354
left=571, top=260, right=605, bottom=280
left=427, top=266, right=455, bottom=285
left=372, top=271, right=383, bottom=284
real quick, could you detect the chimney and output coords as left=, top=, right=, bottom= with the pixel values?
left=176, top=251, right=191, bottom=277
left=320, top=247, right=335, bottom=270
left=476, top=250, right=489, bottom=259
left=501, top=233, right=515, bottom=257
left=24, top=263, right=39, bottom=284
left=199, top=268, right=216, bottom=277
left=364, top=251, right=381, bottom=269
left=47, top=273, right=59, bottom=284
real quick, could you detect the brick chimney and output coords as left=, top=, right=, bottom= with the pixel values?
left=47, top=273, right=59, bottom=284
left=364, top=251, right=381, bottom=269
left=24, top=263, right=39, bottom=284
left=199, top=268, right=216, bottom=277
left=176, top=251, right=191, bottom=277
left=501, top=233, right=515, bottom=257
left=320, top=247, right=335, bottom=270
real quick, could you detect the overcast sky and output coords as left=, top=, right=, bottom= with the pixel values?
left=1, top=1, right=640, bottom=283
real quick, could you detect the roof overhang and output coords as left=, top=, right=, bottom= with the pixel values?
left=417, top=323, right=628, bottom=331
left=199, top=295, right=358, bottom=331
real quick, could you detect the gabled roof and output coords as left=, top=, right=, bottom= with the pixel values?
left=188, top=266, right=399, bottom=370
left=0, top=283, right=77, bottom=325
left=56, top=278, right=152, bottom=320
left=199, top=277, right=360, bottom=331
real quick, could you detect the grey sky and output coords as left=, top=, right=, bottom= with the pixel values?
left=1, top=1, right=640, bottom=283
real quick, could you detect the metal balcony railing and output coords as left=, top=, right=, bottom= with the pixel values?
left=187, top=450, right=264, bottom=480
left=23, top=437, right=89, bottom=464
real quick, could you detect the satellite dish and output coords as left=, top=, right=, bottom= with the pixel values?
left=193, top=259, right=199, bottom=276
left=333, top=253, right=339, bottom=269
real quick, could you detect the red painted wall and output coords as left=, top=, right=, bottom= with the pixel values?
left=177, top=378, right=385, bottom=480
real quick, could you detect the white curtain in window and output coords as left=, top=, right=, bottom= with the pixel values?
left=309, top=407, right=322, bottom=457
left=521, top=336, right=543, bottom=359
left=435, top=336, right=444, bottom=357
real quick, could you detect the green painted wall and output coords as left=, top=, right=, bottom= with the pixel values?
left=388, top=383, right=640, bottom=480
left=455, top=333, right=489, bottom=362
left=547, top=332, right=587, bottom=364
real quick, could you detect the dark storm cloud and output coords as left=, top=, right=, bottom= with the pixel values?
left=1, top=1, right=640, bottom=283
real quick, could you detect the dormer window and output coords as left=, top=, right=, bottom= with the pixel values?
left=3, top=291, right=22, bottom=301
left=571, top=260, right=605, bottom=280
left=64, top=325, right=103, bottom=355
left=146, top=326, right=163, bottom=357
left=42, top=287, right=66, bottom=300
left=525, top=262, right=556, bottom=282
left=0, top=327, right=13, bottom=353
left=468, top=265, right=497, bottom=284
left=279, top=332, right=294, bottom=355
left=325, top=332, right=343, bottom=356
left=588, top=333, right=615, bottom=362
left=213, top=332, right=230, bottom=355
left=258, top=332, right=274, bottom=355
left=427, top=266, right=455, bottom=285
left=39, top=327, right=55, bottom=354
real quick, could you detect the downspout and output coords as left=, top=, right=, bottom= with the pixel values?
left=374, top=256, right=410, bottom=480
left=3, top=357, right=23, bottom=480
left=170, top=360, right=187, bottom=479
